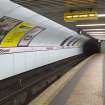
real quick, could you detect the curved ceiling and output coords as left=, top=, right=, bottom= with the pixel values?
left=11, top=0, right=105, bottom=40
left=0, top=0, right=88, bottom=48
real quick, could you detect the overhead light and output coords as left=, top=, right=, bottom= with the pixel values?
left=83, top=29, right=105, bottom=31
left=88, top=34, right=105, bottom=36
left=98, top=14, right=105, bottom=17
left=87, top=32, right=105, bottom=34
left=92, top=35, right=104, bottom=36
left=92, top=35, right=105, bottom=36
left=76, top=24, right=105, bottom=27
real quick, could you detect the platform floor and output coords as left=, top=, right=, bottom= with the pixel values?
left=29, top=54, right=104, bottom=105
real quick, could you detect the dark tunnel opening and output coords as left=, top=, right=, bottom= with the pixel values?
left=83, top=39, right=100, bottom=56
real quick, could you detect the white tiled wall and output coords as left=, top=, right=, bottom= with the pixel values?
left=0, top=48, right=82, bottom=80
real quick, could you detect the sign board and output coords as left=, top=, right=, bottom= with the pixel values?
left=64, top=11, right=97, bottom=22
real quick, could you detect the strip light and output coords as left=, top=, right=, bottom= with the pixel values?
left=88, top=34, right=105, bottom=36
left=92, top=35, right=105, bottom=36
left=83, top=29, right=105, bottom=31
left=98, top=14, right=105, bottom=17
left=66, top=14, right=105, bottom=18
left=76, top=24, right=105, bottom=27
left=87, top=32, right=105, bottom=34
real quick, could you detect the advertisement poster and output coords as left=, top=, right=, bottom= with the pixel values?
left=18, top=26, right=45, bottom=47
left=1, top=22, right=33, bottom=47
left=0, top=16, right=45, bottom=47
left=0, top=16, right=21, bottom=43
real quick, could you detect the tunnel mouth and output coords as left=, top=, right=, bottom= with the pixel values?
left=83, top=39, right=100, bottom=56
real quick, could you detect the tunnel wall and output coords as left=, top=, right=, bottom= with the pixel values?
left=0, top=0, right=89, bottom=80
left=0, top=48, right=82, bottom=80
left=100, top=41, right=105, bottom=53
left=0, top=0, right=88, bottom=47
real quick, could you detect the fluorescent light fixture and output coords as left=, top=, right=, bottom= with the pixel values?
left=92, top=35, right=105, bottom=36
left=98, top=14, right=105, bottom=17
left=87, top=32, right=105, bottom=34
left=88, top=34, right=105, bottom=36
left=83, top=29, right=105, bottom=31
left=76, top=24, right=105, bottom=27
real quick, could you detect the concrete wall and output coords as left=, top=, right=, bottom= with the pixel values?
left=100, top=41, right=105, bottom=53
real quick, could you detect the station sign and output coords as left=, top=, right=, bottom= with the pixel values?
left=64, top=11, right=97, bottom=22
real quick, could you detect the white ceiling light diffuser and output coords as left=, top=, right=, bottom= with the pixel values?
left=83, top=29, right=105, bottom=31
left=88, top=34, right=105, bottom=36
left=98, top=14, right=105, bottom=17
left=76, top=24, right=105, bottom=27
left=87, top=32, right=105, bottom=34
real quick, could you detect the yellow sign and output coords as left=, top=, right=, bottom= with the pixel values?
left=64, top=11, right=97, bottom=22
left=0, top=22, right=33, bottom=47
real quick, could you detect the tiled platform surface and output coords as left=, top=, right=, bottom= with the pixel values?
left=29, top=54, right=104, bottom=105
